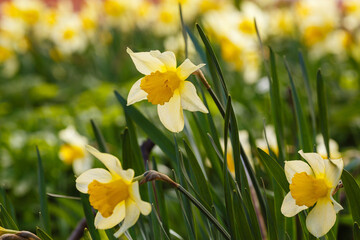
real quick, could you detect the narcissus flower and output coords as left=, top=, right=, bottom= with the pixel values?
left=59, top=126, right=92, bottom=175
left=281, top=150, right=343, bottom=238
left=76, top=145, right=151, bottom=238
left=127, top=48, right=208, bottom=132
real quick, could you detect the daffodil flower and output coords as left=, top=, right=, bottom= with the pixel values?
left=126, top=48, right=208, bottom=133
left=59, top=126, right=92, bottom=175
left=281, top=150, right=343, bottom=238
left=76, top=145, right=151, bottom=238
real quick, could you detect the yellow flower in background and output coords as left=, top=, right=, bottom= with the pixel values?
left=76, top=145, right=151, bottom=238
left=256, top=125, right=278, bottom=156
left=281, top=150, right=343, bottom=238
left=316, top=134, right=342, bottom=159
left=127, top=48, right=208, bottom=133
left=59, top=126, right=92, bottom=175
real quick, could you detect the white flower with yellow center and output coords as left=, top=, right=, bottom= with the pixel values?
left=59, top=126, right=92, bottom=175
left=126, top=48, right=208, bottom=133
left=281, top=150, right=343, bottom=238
left=316, top=134, right=341, bottom=159
left=76, top=146, right=151, bottom=238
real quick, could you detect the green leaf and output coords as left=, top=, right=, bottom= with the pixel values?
left=284, top=59, right=312, bottom=152
left=183, top=140, right=214, bottom=211
left=269, top=48, right=285, bottom=163
left=196, top=23, right=228, bottom=98
left=342, top=170, right=360, bottom=223
left=36, top=146, right=51, bottom=234
left=0, top=204, right=18, bottom=230
left=122, top=128, right=145, bottom=175
left=152, top=204, right=171, bottom=240
left=80, top=193, right=100, bottom=240
left=114, top=91, right=176, bottom=161
left=36, top=227, right=53, bottom=240
left=354, top=222, right=360, bottom=240
left=257, top=148, right=289, bottom=192
left=298, top=51, right=316, bottom=144
left=316, top=70, right=330, bottom=158
left=90, top=119, right=108, bottom=153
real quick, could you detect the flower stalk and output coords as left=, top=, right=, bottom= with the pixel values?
left=193, top=69, right=225, bottom=117
left=139, top=170, right=231, bottom=240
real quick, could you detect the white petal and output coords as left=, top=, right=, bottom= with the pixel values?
left=281, top=192, right=308, bottom=217
left=94, top=201, right=126, bottom=229
left=306, top=198, right=336, bottom=238
left=75, top=168, right=112, bottom=193
left=127, top=78, right=148, bottom=106
left=130, top=182, right=152, bottom=215
left=59, top=125, right=88, bottom=146
left=324, top=158, right=344, bottom=187
left=150, top=50, right=176, bottom=70
left=298, top=150, right=325, bottom=178
left=114, top=199, right=141, bottom=238
left=127, top=48, right=165, bottom=75
left=330, top=195, right=343, bottom=213
left=157, top=90, right=184, bottom=133
left=180, top=81, right=208, bottom=113
left=73, top=155, right=93, bottom=176
left=284, top=160, right=313, bottom=184
left=119, top=169, right=135, bottom=184
left=177, top=59, right=205, bottom=80
left=86, top=145, right=123, bottom=176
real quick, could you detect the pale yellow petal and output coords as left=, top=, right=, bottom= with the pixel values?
left=298, top=150, right=325, bottom=178
left=281, top=192, right=308, bottom=217
left=75, top=168, right=112, bottom=193
left=119, top=169, right=135, bottom=184
left=127, top=48, right=165, bottom=75
left=306, top=198, right=336, bottom=238
left=150, top=50, right=176, bottom=70
left=130, top=182, right=152, bottom=215
left=127, top=78, right=147, bottom=106
left=180, top=81, right=208, bottom=113
left=177, top=59, right=205, bottom=80
left=94, top=201, right=126, bottom=229
left=157, top=90, right=184, bottom=133
left=330, top=195, right=343, bottom=213
left=324, top=158, right=343, bottom=187
left=114, top=199, right=141, bottom=238
left=284, top=160, right=313, bottom=184
left=86, top=145, right=123, bottom=176
left=73, top=155, right=93, bottom=176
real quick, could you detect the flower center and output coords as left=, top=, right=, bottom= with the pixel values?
left=140, top=71, right=181, bottom=105
left=88, top=179, right=130, bottom=218
left=104, top=0, right=125, bottom=17
left=290, top=172, right=330, bottom=207
left=59, top=144, right=85, bottom=164
left=238, top=19, right=256, bottom=35
left=63, top=29, right=75, bottom=40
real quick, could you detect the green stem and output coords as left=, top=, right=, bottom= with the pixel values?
left=176, top=185, right=231, bottom=240
left=140, top=170, right=230, bottom=240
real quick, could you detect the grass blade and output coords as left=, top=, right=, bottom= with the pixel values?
left=257, top=148, right=289, bottom=192
left=299, top=51, right=316, bottom=144
left=36, top=146, right=50, bottom=234
left=342, top=170, right=360, bottom=224
left=196, top=23, right=228, bottom=97
left=90, top=119, right=108, bottom=153
left=0, top=204, right=18, bottom=230
left=316, top=70, right=330, bottom=158
left=36, top=227, right=53, bottom=240
left=80, top=194, right=100, bottom=240
left=284, top=59, right=312, bottom=152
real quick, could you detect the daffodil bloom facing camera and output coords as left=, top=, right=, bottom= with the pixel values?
left=281, top=150, right=343, bottom=238
left=127, top=48, right=208, bottom=132
left=76, top=145, right=151, bottom=238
